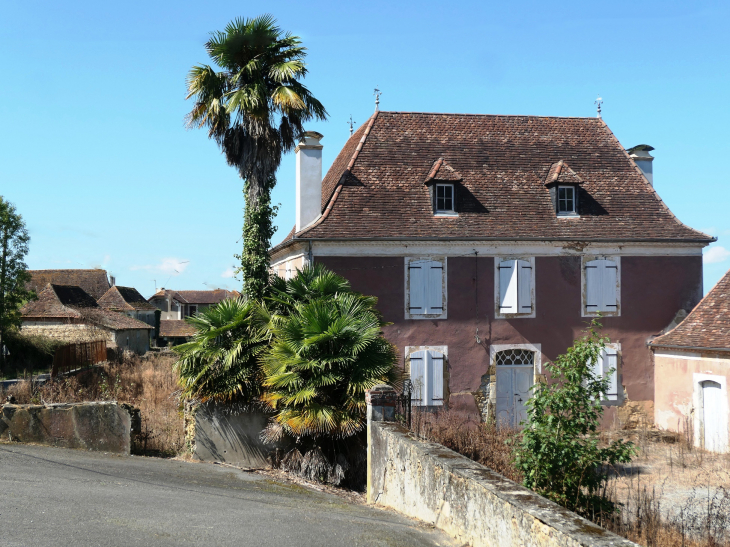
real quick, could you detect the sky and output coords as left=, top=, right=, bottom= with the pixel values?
left=1, top=0, right=729, bottom=298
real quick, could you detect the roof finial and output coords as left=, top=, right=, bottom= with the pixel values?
left=347, top=115, right=356, bottom=136
left=374, top=86, right=382, bottom=112
left=595, top=94, right=603, bottom=118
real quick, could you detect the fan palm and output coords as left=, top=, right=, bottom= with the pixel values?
left=173, top=298, right=269, bottom=403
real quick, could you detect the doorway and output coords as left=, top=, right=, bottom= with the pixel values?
left=702, top=380, right=726, bottom=453
left=495, top=349, right=534, bottom=429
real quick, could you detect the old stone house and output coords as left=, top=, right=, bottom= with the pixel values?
left=650, top=269, right=730, bottom=453
left=158, top=320, right=196, bottom=346
left=21, top=284, right=153, bottom=354
left=27, top=269, right=112, bottom=300
left=98, top=285, right=157, bottom=327
left=270, top=111, right=713, bottom=428
left=148, top=289, right=240, bottom=320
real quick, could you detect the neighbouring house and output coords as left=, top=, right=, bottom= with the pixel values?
left=21, top=284, right=153, bottom=354
left=158, top=320, right=197, bottom=347
left=98, top=285, right=157, bottom=327
left=650, top=269, right=730, bottom=453
left=148, top=288, right=240, bottom=320
left=27, top=269, right=112, bottom=300
left=270, top=111, right=714, bottom=428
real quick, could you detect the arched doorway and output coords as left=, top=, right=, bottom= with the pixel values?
left=495, top=349, right=534, bottom=429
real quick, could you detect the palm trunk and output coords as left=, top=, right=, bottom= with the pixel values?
left=0, top=225, right=7, bottom=371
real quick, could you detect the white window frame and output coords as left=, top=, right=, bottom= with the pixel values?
left=434, top=184, right=457, bottom=216
left=557, top=185, right=578, bottom=217
left=404, top=257, right=447, bottom=320
left=494, top=257, right=536, bottom=318
left=588, top=342, right=622, bottom=405
left=405, top=345, right=447, bottom=407
left=489, top=343, right=543, bottom=375
left=581, top=255, right=621, bottom=317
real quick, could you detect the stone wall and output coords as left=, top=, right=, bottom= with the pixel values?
left=366, top=385, right=638, bottom=547
left=21, top=323, right=107, bottom=344
left=0, top=402, right=133, bottom=454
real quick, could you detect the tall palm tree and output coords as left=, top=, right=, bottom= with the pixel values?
left=186, top=15, right=328, bottom=298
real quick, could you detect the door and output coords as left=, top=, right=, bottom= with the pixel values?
left=702, top=381, right=725, bottom=452
left=495, top=349, right=534, bottom=429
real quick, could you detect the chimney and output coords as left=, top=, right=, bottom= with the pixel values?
left=110, top=275, right=116, bottom=286
left=296, top=131, right=324, bottom=231
left=627, top=144, right=654, bottom=186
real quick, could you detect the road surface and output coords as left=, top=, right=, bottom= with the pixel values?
left=0, top=443, right=455, bottom=547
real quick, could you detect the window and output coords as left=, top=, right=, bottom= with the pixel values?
left=435, top=184, right=455, bottom=214
left=583, top=257, right=620, bottom=316
left=406, top=258, right=446, bottom=318
left=589, top=346, right=620, bottom=403
left=408, top=348, right=445, bottom=407
left=495, top=258, right=535, bottom=317
left=557, top=185, right=576, bottom=215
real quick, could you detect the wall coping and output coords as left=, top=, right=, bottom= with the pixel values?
left=373, top=421, right=638, bottom=547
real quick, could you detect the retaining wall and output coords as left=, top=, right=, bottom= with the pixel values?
left=0, top=402, right=133, bottom=454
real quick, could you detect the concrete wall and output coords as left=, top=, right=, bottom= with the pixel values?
left=368, top=420, right=637, bottom=547
left=186, top=402, right=290, bottom=468
left=654, top=349, right=730, bottom=452
left=0, top=402, right=133, bottom=454
left=319, top=255, right=703, bottom=426
left=113, top=329, right=150, bottom=354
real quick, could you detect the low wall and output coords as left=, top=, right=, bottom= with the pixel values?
left=366, top=385, right=638, bottom=547
left=0, top=402, right=132, bottom=454
left=186, top=401, right=290, bottom=468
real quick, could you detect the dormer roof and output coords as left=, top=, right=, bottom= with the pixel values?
left=424, top=158, right=463, bottom=184
left=544, top=160, right=583, bottom=186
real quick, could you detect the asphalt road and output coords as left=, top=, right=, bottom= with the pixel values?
left=0, top=443, right=455, bottom=547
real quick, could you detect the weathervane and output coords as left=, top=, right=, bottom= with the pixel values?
left=347, top=115, right=356, bottom=136
left=374, top=86, right=382, bottom=112
left=595, top=94, right=603, bottom=118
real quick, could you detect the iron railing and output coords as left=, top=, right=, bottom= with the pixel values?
left=395, top=379, right=413, bottom=428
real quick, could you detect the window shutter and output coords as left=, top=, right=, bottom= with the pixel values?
left=517, top=260, right=532, bottom=313
left=409, top=262, right=426, bottom=314
left=585, top=260, right=602, bottom=311
left=602, top=261, right=618, bottom=312
left=499, top=260, right=518, bottom=314
left=426, top=261, right=443, bottom=314
left=428, top=350, right=444, bottom=406
left=602, top=347, right=619, bottom=401
left=409, top=350, right=426, bottom=405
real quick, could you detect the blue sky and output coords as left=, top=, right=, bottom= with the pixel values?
left=1, top=0, right=728, bottom=297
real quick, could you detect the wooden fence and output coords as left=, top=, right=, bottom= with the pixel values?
left=52, top=340, right=107, bottom=378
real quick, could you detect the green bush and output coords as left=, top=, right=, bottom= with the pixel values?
left=2, top=331, right=63, bottom=379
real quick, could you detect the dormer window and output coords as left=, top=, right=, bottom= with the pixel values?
left=557, top=186, right=576, bottom=216
left=435, top=184, right=455, bottom=214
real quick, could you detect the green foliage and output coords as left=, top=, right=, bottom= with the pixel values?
left=186, top=14, right=327, bottom=297
left=0, top=197, right=33, bottom=368
left=235, top=176, right=278, bottom=300
left=173, top=298, right=269, bottom=403
left=1, top=332, right=63, bottom=379
left=512, top=320, right=636, bottom=517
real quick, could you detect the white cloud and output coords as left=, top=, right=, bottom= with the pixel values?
left=703, top=246, right=730, bottom=264
left=131, top=258, right=190, bottom=275
left=221, top=267, right=236, bottom=279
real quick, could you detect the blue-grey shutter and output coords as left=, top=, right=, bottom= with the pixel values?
left=426, top=261, right=443, bottom=314
left=428, top=350, right=444, bottom=406
left=409, top=350, right=426, bottom=405
left=499, top=260, right=518, bottom=314
left=602, top=347, right=619, bottom=401
left=517, top=260, right=532, bottom=313
left=602, top=261, right=618, bottom=312
left=409, top=261, right=426, bottom=314
left=585, top=260, right=603, bottom=312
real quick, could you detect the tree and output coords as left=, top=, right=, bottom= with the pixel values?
left=185, top=15, right=327, bottom=299
left=0, top=197, right=32, bottom=369
left=512, top=320, right=636, bottom=517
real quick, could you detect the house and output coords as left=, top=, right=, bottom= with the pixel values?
left=158, top=320, right=197, bottom=347
left=148, top=288, right=240, bottom=320
left=98, top=285, right=157, bottom=327
left=650, top=269, right=730, bottom=453
left=270, top=111, right=713, bottom=428
left=27, top=269, right=112, bottom=300
left=21, top=284, right=153, bottom=354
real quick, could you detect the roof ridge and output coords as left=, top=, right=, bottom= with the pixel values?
left=377, top=110, right=602, bottom=120
left=296, top=110, right=380, bottom=237
left=598, top=118, right=715, bottom=243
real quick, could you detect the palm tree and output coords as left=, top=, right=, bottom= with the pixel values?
left=173, top=298, right=269, bottom=403
left=185, top=15, right=328, bottom=298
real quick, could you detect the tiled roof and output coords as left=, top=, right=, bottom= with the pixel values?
left=160, top=320, right=196, bottom=338
left=650, top=269, right=730, bottom=351
left=425, top=158, right=462, bottom=183
left=27, top=269, right=111, bottom=299
left=172, top=289, right=240, bottom=305
left=545, top=160, right=583, bottom=186
left=286, top=111, right=710, bottom=244
left=98, top=286, right=156, bottom=311
left=80, top=309, right=153, bottom=330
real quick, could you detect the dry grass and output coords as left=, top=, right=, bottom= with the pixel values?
left=0, top=352, right=184, bottom=457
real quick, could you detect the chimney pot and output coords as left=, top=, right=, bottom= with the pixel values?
left=627, top=144, right=654, bottom=186
left=296, top=131, right=324, bottom=232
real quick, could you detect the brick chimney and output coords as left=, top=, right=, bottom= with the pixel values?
left=628, top=144, right=654, bottom=186
left=296, top=131, right=324, bottom=232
